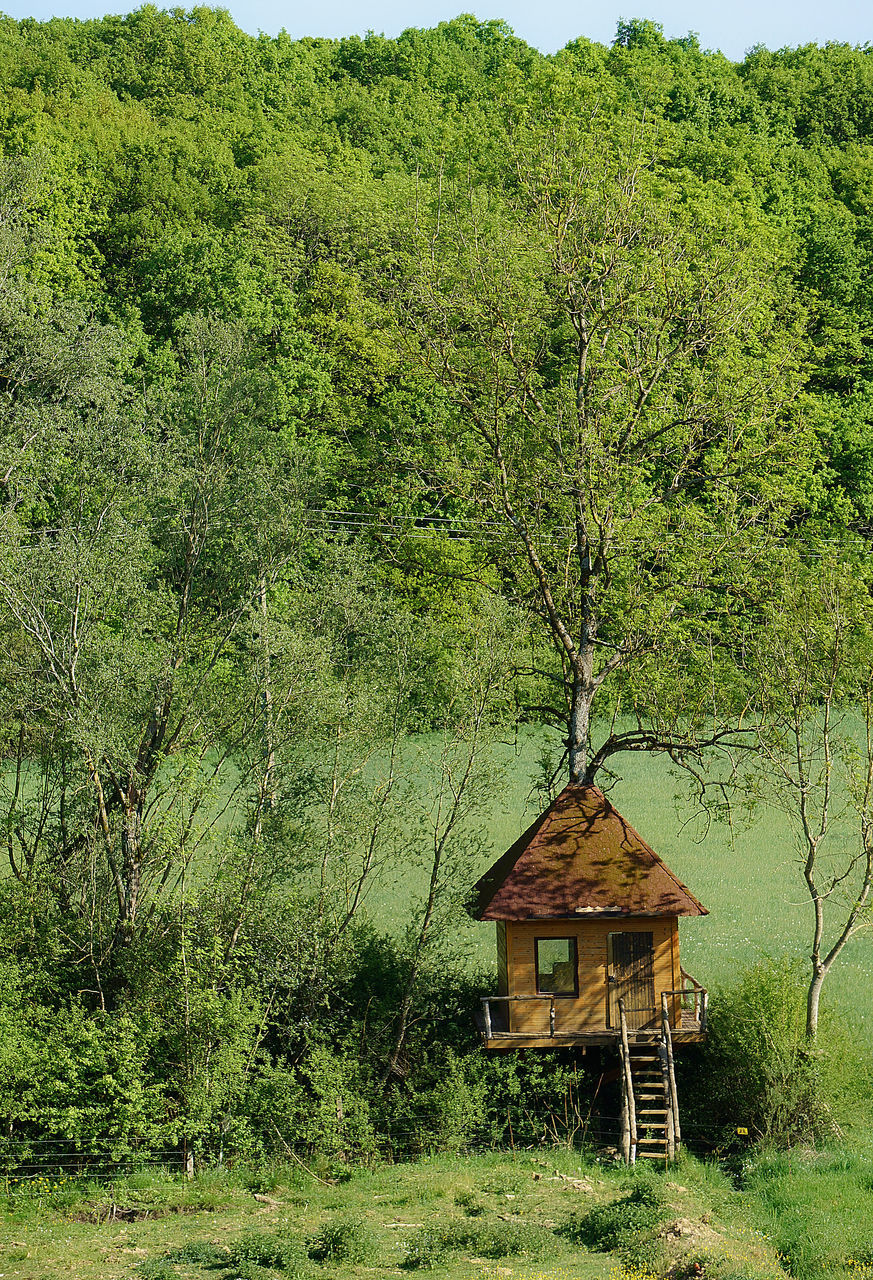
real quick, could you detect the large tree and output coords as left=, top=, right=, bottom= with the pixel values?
left=397, top=84, right=812, bottom=784
left=0, top=245, right=323, bottom=963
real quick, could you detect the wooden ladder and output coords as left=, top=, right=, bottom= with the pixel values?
left=617, top=997, right=682, bottom=1165
left=630, top=1047, right=671, bottom=1161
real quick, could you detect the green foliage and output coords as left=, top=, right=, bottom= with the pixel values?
left=0, top=2, right=873, bottom=1188
left=307, top=1212, right=377, bottom=1263
left=466, top=1217, right=553, bottom=1258
left=166, top=1240, right=228, bottom=1265
left=402, top=1227, right=449, bottom=1270
left=136, top=1262, right=177, bottom=1280
left=562, top=1178, right=669, bottom=1261
left=402, top=1214, right=552, bottom=1268
left=683, top=957, right=871, bottom=1145
left=228, top=1229, right=308, bottom=1271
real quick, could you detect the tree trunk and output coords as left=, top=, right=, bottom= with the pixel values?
left=119, top=787, right=144, bottom=937
left=568, top=673, right=590, bottom=785
left=807, top=964, right=825, bottom=1040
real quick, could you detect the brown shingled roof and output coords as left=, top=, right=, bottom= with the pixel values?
left=472, top=784, right=707, bottom=921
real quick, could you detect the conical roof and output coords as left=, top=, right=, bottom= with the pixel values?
left=472, top=784, right=707, bottom=921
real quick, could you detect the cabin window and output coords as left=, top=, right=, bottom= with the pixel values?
left=535, top=936, right=578, bottom=997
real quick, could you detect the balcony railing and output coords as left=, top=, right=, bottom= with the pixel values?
left=480, top=993, right=557, bottom=1040
left=665, top=968, right=708, bottom=1032
left=479, top=970, right=707, bottom=1041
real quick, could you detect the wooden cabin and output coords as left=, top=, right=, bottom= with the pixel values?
left=472, top=784, right=708, bottom=1050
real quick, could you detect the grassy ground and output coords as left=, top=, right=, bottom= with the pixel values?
left=0, top=1149, right=802, bottom=1280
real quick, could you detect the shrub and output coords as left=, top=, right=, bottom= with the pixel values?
left=563, top=1179, right=669, bottom=1256
left=682, top=956, right=871, bottom=1147
left=224, top=1265, right=278, bottom=1280
left=402, top=1228, right=449, bottom=1271
left=166, top=1240, right=228, bottom=1266
left=403, top=1215, right=552, bottom=1267
left=382, top=1047, right=487, bottom=1156
left=136, top=1262, right=176, bottom=1280
left=307, top=1212, right=377, bottom=1264
left=472, top=1218, right=552, bottom=1259
left=227, top=1230, right=307, bottom=1271
left=453, top=1188, right=485, bottom=1215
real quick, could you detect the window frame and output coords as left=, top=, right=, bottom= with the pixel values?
left=534, top=935, right=579, bottom=998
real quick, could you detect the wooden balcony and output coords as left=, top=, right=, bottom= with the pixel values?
left=477, top=969, right=708, bottom=1051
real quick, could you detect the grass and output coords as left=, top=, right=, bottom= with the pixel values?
left=0, top=1149, right=804, bottom=1280
left=357, top=726, right=873, bottom=1035
left=739, top=1141, right=873, bottom=1280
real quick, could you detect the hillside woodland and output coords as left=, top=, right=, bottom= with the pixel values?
left=1, top=8, right=873, bottom=1170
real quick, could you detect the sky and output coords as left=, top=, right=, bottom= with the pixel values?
left=0, top=0, right=870, bottom=61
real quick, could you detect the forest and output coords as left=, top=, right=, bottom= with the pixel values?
left=3, top=2, right=873, bottom=1221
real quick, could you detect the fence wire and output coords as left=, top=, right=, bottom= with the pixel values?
left=0, top=1108, right=737, bottom=1185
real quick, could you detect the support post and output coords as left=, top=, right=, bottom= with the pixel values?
left=657, top=1038, right=675, bottom=1163
left=618, top=998, right=636, bottom=1164
left=483, top=998, right=492, bottom=1041
left=619, top=1052, right=630, bottom=1164
left=661, top=993, right=681, bottom=1153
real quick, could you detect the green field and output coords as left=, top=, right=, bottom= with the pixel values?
left=0, top=1149, right=799, bottom=1280
left=365, top=729, right=873, bottom=1036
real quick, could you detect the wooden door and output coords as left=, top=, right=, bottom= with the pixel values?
left=608, top=931, right=656, bottom=1030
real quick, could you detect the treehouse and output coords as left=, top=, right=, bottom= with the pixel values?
left=472, top=784, right=709, bottom=1051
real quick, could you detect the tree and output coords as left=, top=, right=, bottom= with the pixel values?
left=752, top=558, right=873, bottom=1038
left=397, top=85, right=810, bottom=785
left=0, top=292, right=321, bottom=970
left=380, top=599, right=516, bottom=1085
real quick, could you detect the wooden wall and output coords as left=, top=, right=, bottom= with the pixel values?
left=503, top=916, right=680, bottom=1035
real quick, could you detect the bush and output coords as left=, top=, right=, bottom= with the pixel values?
left=136, top=1262, right=177, bottom=1280
left=224, top=1265, right=278, bottom=1280
left=307, top=1212, right=377, bottom=1264
left=681, top=956, right=871, bottom=1147
left=472, top=1218, right=552, bottom=1259
left=453, top=1188, right=485, bottom=1215
left=227, top=1230, right=307, bottom=1271
left=381, top=1047, right=487, bottom=1156
left=402, top=1228, right=449, bottom=1270
left=403, top=1215, right=552, bottom=1268
left=562, top=1179, right=668, bottom=1259
left=166, top=1240, right=228, bottom=1266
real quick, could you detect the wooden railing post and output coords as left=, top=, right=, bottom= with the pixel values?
left=619, top=1056, right=630, bottom=1165
left=618, top=998, right=637, bottom=1164
left=483, top=998, right=492, bottom=1041
left=661, top=993, right=681, bottom=1154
